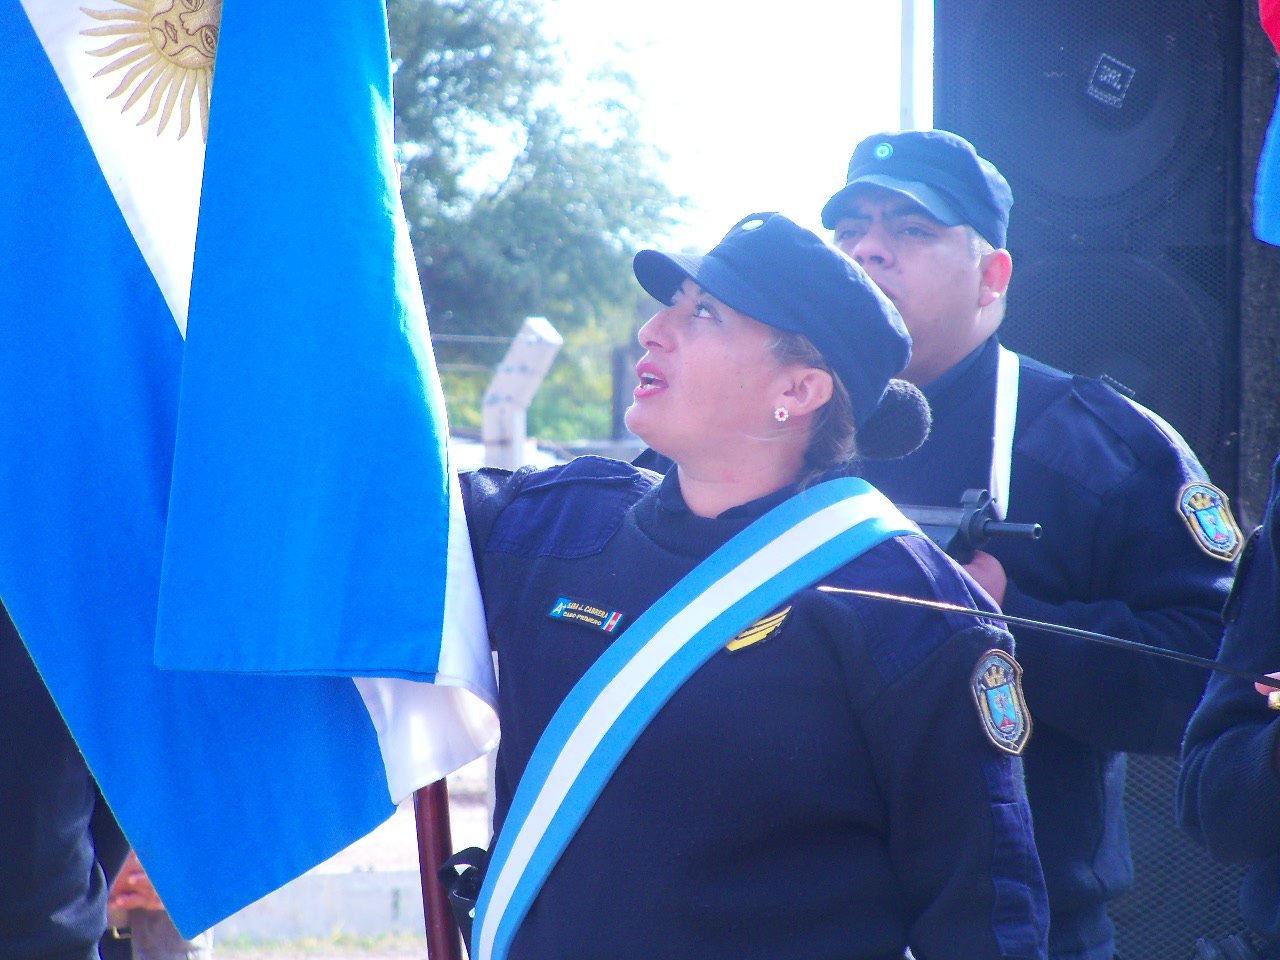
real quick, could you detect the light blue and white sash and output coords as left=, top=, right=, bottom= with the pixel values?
left=471, top=477, right=920, bottom=960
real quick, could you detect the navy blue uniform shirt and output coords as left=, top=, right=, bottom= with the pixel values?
left=463, top=456, right=1048, bottom=960
left=861, top=336, right=1234, bottom=960
left=1179, top=453, right=1280, bottom=954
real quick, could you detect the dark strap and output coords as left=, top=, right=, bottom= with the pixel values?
left=438, top=845, right=489, bottom=956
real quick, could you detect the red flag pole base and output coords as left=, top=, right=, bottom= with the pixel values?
left=415, top=779, right=462, bottom=960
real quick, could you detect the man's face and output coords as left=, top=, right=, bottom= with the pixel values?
left=831, top=186, right=1002, bottom=387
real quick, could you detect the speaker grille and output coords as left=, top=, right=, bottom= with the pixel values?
left=935, top=0, right=1232, bottom=234
left=1001, top=251, right=1238, bottom=477
left=1112, top=754, right=1247, bottom=959
left=934, top=0, right=1242, bottom=490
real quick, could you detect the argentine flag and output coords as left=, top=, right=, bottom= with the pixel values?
left=1257, top=0, right=1280, bottom=245
left=0, top=0, right=498, bottom=936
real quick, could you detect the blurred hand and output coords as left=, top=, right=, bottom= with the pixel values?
left=108, top=851, right=165, bottom=913
left=1254, top=671, right=1280, bottom=698
left=964, top=550, right=1008, bottom=607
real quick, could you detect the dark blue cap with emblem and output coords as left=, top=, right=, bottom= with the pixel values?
left=820, top=129, right=1013, bottom=249
left=632, top=212, right=911, bottom=431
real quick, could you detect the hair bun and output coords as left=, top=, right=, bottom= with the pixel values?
left=856, top=379, right=931, bottom=461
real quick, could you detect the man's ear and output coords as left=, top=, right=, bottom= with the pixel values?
left=782, top=367, right=834, bottom=416
left=978, top=249, right=1013, bottom=307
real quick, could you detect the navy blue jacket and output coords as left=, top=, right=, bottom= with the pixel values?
left=463, top=456, right=1047, bottom=960
left=861, top=337, right=1234, bottom=960
left=1178, top=453, right=1280, bottom=952
left=0, top=605, right=120, bottom=960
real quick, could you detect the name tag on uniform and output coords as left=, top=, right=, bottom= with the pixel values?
left=547, top=596, right=625, bottom=634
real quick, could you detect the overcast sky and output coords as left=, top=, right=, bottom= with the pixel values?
left=539, top=0, right=934, bottom=251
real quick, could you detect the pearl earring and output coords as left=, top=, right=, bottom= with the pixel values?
left=773, top=407, right=789, bottom=423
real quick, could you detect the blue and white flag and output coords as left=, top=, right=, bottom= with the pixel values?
left=0, top=0, right=498, bottom=936
left=1256, top=0, right=1280, bottom=245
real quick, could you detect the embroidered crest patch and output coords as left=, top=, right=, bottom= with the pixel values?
left=971, top=649, right=1031, bottom=755
left=725, top=606, right=792, bottom=653
left=546, top=596, right=625, bottom=634
left=1177, top=481, right=1243, bottom=561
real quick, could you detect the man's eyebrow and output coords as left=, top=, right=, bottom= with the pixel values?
left=838, top=198, right=945, bottom=225
left=882, top=199, right=944, bottom=223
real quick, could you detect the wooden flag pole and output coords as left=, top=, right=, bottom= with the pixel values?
left=415, top=779, right=463, bottom=960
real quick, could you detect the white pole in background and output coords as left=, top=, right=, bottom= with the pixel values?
left=901, top=0, right=935, bottom=131
left=900, top=0, right=916, bottom=130
left=481, top=315, right=563, bottom=468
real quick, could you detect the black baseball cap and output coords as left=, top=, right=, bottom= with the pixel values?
left=820, top=129, right=1013, bottom=248
left=632, top=212, right=911, bottom=430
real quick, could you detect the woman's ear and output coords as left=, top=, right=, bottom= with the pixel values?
left=782, top=368, right=834, bottom=417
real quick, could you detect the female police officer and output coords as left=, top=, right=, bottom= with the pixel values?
left=458, top=213, right=1048, bottom=960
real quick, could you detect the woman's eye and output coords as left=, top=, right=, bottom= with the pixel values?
left=693, top=300, right=715, bottom=319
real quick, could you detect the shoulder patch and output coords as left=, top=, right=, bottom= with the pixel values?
left=1177, top=481, right=1243, bottom=562
left=725, top=605, right=791, bottom=653
left=971, top=649, right=1031, bottom=755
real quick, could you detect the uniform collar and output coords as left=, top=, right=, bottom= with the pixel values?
left=656, top=466, right=801, bottom=520
left=921, top=335, right=999, bottom=401
left=637, top=466, right=807, bottom=558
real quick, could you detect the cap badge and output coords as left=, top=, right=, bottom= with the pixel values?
left=873, top=141, right=893, bottom=160
left=1177, top=481, right=1243, bottom=562
left=720, top=213, right=770, bottom=242
left=971, top=649, right=1030, bottom=755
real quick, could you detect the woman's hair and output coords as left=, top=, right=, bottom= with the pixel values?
left=770, top=329, right=932, bottom=486
left=769, top=330, right=857, bottom=485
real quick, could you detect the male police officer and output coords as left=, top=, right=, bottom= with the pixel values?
left=821, top=129, right=1238, bottom=960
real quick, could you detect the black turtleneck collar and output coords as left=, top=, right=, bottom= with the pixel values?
left=631, top=466, right=805, bottom=559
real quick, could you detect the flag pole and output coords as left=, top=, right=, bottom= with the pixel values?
left=420, top=317, right=558, bottom=958
left=414, top=780, right=463, bottom=960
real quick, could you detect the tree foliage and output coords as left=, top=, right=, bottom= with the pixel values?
left=388, top=0, right=680, bottom=439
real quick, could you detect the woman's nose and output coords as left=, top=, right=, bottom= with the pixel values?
left=637, top=307, right=674, bottom=350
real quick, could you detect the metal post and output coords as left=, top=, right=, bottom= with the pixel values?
left=900, top=0, right=915, bottom=129
left=482, top=316, right=564, bottom=471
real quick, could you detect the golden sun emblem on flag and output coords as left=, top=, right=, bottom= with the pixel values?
left=81, top=0, right=222, bottom=142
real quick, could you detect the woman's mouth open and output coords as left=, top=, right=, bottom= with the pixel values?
left=634, top=362, right=667, bottom=398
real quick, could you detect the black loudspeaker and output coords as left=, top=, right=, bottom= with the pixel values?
left=935, top=4, right=1251, bottom=958
left=935, top=0, right=1243, bottom=495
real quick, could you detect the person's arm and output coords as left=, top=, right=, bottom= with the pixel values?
left=458, top=467, right=520, bottom=558
left=994, top=456, right=1232, bottom=756
left=1178, top=666, right=1280, bottom=862
left=863, top=622, right=1048, bottom=959
left=1178, top=459, right=1280, bottom=861
left=1, top=605, right=110, bottom=959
